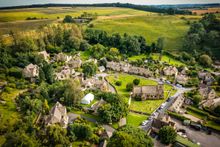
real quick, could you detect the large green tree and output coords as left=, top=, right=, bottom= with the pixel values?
left=82, top=62, right=97, bottom=77
left=64, top=79, right=83, bottom=106
left=159, top=126, right=177, bottom=145
left=108, top=125, right=153, bottom=147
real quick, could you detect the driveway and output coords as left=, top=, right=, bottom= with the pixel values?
left=171, top=118, right=220, bottom=147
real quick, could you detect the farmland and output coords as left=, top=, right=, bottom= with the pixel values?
left=0, top=7, right=194, bottom=52
left=186, top=7, right=220, bottom=15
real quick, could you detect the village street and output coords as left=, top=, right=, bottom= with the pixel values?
left=171, top=118, right=220, bottom=147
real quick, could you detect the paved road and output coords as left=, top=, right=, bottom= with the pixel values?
left=172, top=118, right=220, bottom=147
left=140, top=86, right=193, bottom=131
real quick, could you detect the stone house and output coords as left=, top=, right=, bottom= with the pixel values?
left=81, top=77, right=109, bottom=92
left=98, top=66, right=106, bottom=72
left=132, top=84, right=164, bottom=100
left=68, top=58, right=82, bottom=69
left=55, top=66, right=75, bottom=81
left=169, top=94, right=185, bottom=113
left=44, top=102, right=69, bottom=128
left=38, top=51, right=50, bottom=62
left=201, top=97, right=220, bottom=109
left=55, top=53, right=72, bottom=63
left=23, top=64, right=39, bottom=78
left=151, top=114, right=176, bottom=133
left=163, top=66, right=178, bottom=76
left=198, top=71, right=214, bottom=85
left=176, top=74, right=189, bottom=85
left=199, top=85, right=216, bottom=100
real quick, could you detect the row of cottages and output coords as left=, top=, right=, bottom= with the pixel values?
left=169, top=94, right=185, bottom=113
left=80, top=77, right=109, bottom=92
left=106, top=61, right=151, bottom=77
left=44, top=102, right=69, bottom=128
left=132, top=84, right=164, bottom=100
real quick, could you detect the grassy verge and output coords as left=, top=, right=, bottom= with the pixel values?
left=176, top=135, right=200, bottom=147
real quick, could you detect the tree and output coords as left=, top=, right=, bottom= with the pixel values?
left=42, top=99, right=49, bottom=115
left=63, top=15, right=74, bottom=23
left=133, top=79, right=140, bottom=85
left=3, top=130, right=40, bottom=147
left=82, top=62, right=97, bottom=77
left=68, top=123, right=93, bottom=140
left=192, top=94, right=202, bottom=106
left=214, top=106, right=220, bottom=116
left=97, top=92, right=129, bottom=123
left=199, top=54, right=213, bottom=67
left=44, top=125, right=70, bottom=146
left=64, top=79, right=83, bottom=106
left=159, top=126, right=177, bottom=145
left=89, top=43, right=107, bottom=59
left=108, top=125, right=153, bottom=147
left=42, top=63, right=54, bottom=84
left=126, top=83, right=133, bottom=92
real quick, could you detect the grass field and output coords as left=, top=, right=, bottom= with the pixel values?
left=106, top=73, right=176, bottom=114
left=93, top=13, right=191, bottom=52
left=127, top=112, right=148, bottom=127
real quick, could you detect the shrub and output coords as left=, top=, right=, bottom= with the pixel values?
left=133, top=79, right=140, bottom=85
left=115, top=81, right=122, bottom=86
left=167, top=111, right=189, bottom=121
left=126, top=83, right=133, bottom=92
left=199, top=54, right=212, bottom=67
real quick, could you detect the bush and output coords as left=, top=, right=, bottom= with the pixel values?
left=8, top=67, right=22, bottom=79
left=199, top=54, right=212, bottom=67
left=133, top=79, right=140, bottom=85
left=126, top=83, right=133, bottom=92
left=115, top=81, right=122, bottom=86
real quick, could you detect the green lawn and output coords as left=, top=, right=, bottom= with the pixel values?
left=106, top=73, right=176, bottom=114
left=127, top=112, right=148, bottom=127
left=128, top=53, right=186, bottom=67
left=151, top=53, right=186, bottom=66
left=176, top=135, right=200, bottom=147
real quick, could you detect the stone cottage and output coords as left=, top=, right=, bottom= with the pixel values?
left=23, top=63, right=39, bottom=78
left=44, top=102, right=69, bottom=128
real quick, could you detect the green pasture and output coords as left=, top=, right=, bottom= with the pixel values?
left=93, top=14, right=191, bottom=52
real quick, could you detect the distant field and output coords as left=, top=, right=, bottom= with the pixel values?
left=93, top=14, right=191, bottom=52
left=186, top=7, right=220, bottom=15
left=0, top=7, right=147, bottom=22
